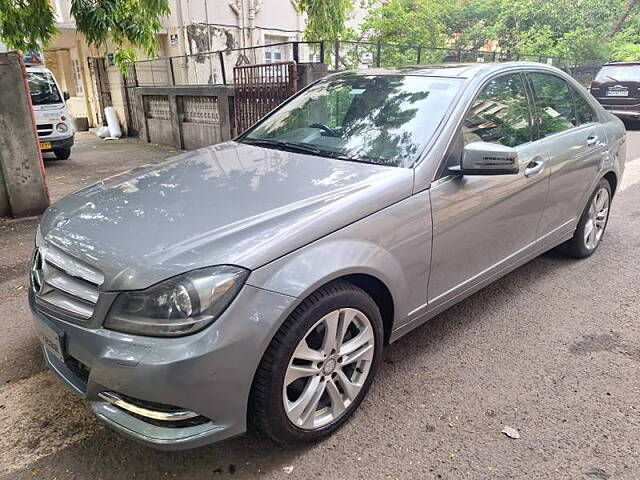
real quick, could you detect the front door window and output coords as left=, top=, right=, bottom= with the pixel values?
left=463, top=73, right=532, bottom=148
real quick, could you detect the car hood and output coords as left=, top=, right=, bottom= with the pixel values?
left=41, top=142, right=414, bottom=291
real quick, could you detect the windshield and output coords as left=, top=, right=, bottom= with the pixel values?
left=28, top=71, right=63, bottom=106
left=595, top=65, right=640, bottom=82
left=241, top=73, right=461, bottom=167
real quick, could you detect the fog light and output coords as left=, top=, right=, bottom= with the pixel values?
left=98, top=391, right=208, bottom=425
left=56, top=122, right=68, bottom=133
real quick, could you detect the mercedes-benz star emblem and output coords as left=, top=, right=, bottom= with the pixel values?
left=30, top=250, right=44, bottom=295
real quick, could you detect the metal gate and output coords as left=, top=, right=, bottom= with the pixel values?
left=122, top=64, right=140, bottom=136
left=87, top=57, right=112, bottom=125
left=233, top=61, right=298, bottom=133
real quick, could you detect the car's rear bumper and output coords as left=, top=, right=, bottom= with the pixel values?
left=29, top=284, right=296, bottom=450
left=40, top=134, right=74, bottom=151
left=600, top=104, right=640, bottom=119
left=607, top=110, right=640, bottom=120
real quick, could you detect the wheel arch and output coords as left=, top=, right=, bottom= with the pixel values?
left=323, top=273, right=395, bottom=346
left=603, top=170, right=618, bottom=197
left=248, top=238, right=417, bottom=346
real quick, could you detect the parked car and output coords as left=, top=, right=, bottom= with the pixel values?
left=29, top=62, right=625, bottom=449
left=588, top=62, right=640, bottom=121
left=26, top=64, right=75, bottom=160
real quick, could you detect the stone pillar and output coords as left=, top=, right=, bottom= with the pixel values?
left=0, top=51, right=50, bottom=217
left=297, top=63, right=329, bottom=89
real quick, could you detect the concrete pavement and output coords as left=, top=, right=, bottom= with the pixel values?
left=1, top=131, right=639, bottom=479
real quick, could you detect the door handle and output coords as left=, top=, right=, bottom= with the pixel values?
left=587, top=135, right=599, bottom=147
left=524, top=160, right=544, bottom=178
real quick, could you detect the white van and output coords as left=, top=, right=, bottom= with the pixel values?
left=26, top=65, right=75, bottom=159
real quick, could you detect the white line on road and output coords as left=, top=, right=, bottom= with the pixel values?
left=620, top=155, right=640, bottom=193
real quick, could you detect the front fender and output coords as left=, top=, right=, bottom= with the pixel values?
left=247, top=191, right=433, bottom=332
left=249, top=238, right=406, bottom=305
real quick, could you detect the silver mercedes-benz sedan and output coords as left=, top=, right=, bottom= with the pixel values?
left=29, top=62, right=625, bottom=449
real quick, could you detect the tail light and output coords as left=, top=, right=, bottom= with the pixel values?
left=586, top=81, right=592, bottom=92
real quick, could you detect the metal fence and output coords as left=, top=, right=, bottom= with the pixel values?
left=125, top=41, right=324, bottom=88
left=125, top=39, right=602, bottom=89
left=122, top=39, right=604, bottom=137
left=326, top=40, right=588, bottom=72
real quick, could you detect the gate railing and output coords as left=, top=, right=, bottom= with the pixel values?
left=233, top=61, right=298, bottom=133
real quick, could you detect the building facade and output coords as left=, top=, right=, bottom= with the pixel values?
left=42, top=0, right=341, bottom=133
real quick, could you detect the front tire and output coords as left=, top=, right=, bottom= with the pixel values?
left=249, top=281, right=383, bottom=444
left=53, top=147, right=71, bottom=160
left=559, top=178, right=611, bottom=258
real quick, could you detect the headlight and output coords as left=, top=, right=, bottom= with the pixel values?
left=56, top=122, right=68, bottom=133
left=104, top=266, right=249, bottom=337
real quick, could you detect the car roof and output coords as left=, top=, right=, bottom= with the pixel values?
left=602, top=61, right=640, bottom=66
left=353, top=61, right=559, bottom=79
left=25, top=65, right=53, bottom=73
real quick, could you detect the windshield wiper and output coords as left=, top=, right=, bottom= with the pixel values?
left=242, top=138, right=321, bottom=155
left=605, top=74, right=621, bottom=82
left=324, top=151, right=391, bottom=166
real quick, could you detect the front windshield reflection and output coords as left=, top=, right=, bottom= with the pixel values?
left=28, top=71, right=63, bottom=106
left=242, top=73, right=461, bottom=167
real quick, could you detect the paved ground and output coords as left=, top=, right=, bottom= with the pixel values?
left=1, top=130, right=640, bottom=479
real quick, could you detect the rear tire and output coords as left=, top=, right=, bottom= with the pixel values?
left=559, top=178, right=611, bottom=258
left=249, top=281, right=383, bottom=445
left=53, top=147, right=71, bottom=160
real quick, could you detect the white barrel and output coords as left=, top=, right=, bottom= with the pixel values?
left=104, top=106, right=122, bottom=138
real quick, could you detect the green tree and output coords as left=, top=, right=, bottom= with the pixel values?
left=0, top=0, right=169, bottom=69
left=360, top=0, right=640, bottom=64
left=444, top=0, right=502, bottom=50
left=360, top=0, right=448, bottom=64
left=297, top=0, right=354, bottom=41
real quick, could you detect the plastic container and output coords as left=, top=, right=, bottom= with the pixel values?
left=104, top=106, right=122, bottom=138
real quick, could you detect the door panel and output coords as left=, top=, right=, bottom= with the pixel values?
left=429, top=142, right=549, bottom=305
left=428, top=72, right=550, bottom=305
left=537, top=124, right=607, bottom=240
left=526, top=73, right=607, bottom=240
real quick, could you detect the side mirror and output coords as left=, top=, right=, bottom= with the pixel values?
left=63, top=91, right=70, bottom=101
left=450, top=142, right=520, bottom=175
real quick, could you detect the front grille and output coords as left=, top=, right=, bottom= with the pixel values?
left=65, top=355, right=90, bottom=385
left=32, top=243, right=104, bottom=320
left=37, top=123, right=53, bottom=137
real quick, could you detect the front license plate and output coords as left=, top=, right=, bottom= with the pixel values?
left=607, top=90, right=628, bottom=97
left=39, top=141, right=52, bottom=150
left=37, top=320, right=65, bottom=362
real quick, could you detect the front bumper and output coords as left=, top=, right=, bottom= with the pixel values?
left=40, top=134, right=74, bottom=151
left=30, top=284, right=296, bottom=449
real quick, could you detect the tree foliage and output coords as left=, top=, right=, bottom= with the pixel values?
left=360, top=0, right=640, bottom=62
left=0, top=0, right=169, bottom=69
left=297, top=0, right=354, bottom=41
left=0, top=0, right=57, bottom=52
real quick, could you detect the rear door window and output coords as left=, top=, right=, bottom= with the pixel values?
left=528, top=73, right=577, bottom=138
left=572, top=88, right=596, bottom=125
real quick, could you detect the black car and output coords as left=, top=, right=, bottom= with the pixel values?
left=589, top=62, right=640, bottom=120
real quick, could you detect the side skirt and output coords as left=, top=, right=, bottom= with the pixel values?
left=388, top=230, right=574, bottom=343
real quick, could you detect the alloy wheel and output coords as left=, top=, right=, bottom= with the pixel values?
left=584, top=187, right=610, bottom=250
left=283, top=308, right=375, bottom=430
